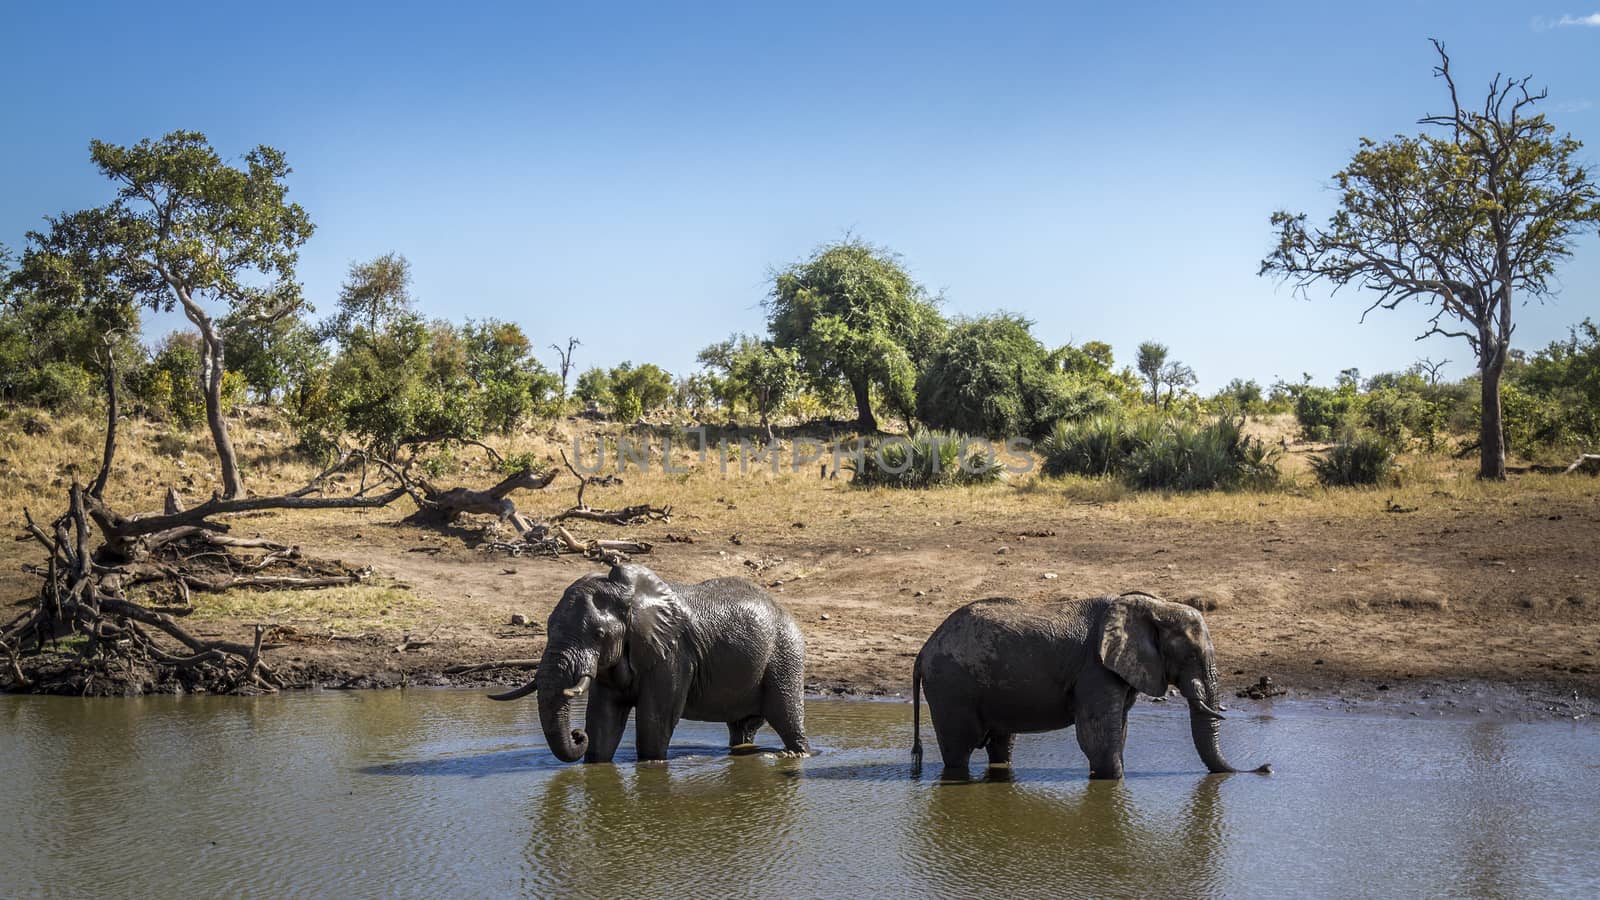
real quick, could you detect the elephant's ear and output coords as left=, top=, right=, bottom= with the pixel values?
left=612, top=564, right=686, bottom=672
left=1099, top=598, right=1169, bottom=697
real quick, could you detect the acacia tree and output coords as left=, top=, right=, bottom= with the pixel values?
left=767, top=238, right=944, bottom=432
left=1136, top=342, right=1168, bottom=404
left=1158, top=360, right=1197, bottom=407
left=1262, top=43, right=1600, bottom=479
left=27, top=132, right=314, bottom=497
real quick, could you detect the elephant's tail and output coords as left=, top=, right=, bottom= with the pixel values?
left=911, top=652, right=924, bottom=766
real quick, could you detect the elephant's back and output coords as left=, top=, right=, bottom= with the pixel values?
left=918, top=597, right=1098, bottom=712
left=928, top=596, right=1095, bottom=640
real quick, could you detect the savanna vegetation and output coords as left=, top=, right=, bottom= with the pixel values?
left=1, top=44, right=1598, bottom=699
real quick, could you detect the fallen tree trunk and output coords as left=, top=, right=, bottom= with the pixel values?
left=408, top=467, right=557, bottom=524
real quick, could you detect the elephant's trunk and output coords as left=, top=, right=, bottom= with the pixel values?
left=539, top=687, right=588, bottom=763
left=1183, top=663, right=1271, bottom=775
left=536, top=653, right=589, bottom=763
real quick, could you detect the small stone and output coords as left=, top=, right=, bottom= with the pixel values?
left=914, top=590, right=926, bottom=597
left=995, top=546, right=1009, bottom=555
left=510, top=614, right=529, bottom=627
left=1042, top=572, right=1058, bottom=580
left=819, top=613, right=830, bottom=621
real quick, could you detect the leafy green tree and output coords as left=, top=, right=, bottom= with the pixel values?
left=1213, top=378, right=1264, bottom=416
left=461, top=318, right=561, bottom=430
left=699, top=334, right=802, bottom=440
left=1136, top=342, right=1168, bottom=405
left=767, top=238, right=945, bottom=431
left=574, top=367, right=612, bottom=407
left=1262, top=43, right=1600, bottom=479
left=1502, top=318, right=1600, bottom=452
left=221, top=310, right=327, bottom=406
left=608, top=362, right=674, bottom=414
left=21, top=132, right=313, bottom=497
left=324, top=253, right=412, bottom=340
left=915, top=314, right=1100, bottom=438
left=3, top=232, right=142, bottom=410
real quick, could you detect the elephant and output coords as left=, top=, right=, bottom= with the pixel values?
left=911, top=592, right=1271, bottom=779
left=490, top=563, right=810, bottom=762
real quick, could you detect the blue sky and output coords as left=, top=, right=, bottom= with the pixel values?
left=3, top=1, right=1597, bottom=390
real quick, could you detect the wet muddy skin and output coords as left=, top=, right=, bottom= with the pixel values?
left=2, top=691, right=1596, bottom=897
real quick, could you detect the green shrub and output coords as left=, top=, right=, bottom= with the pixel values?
left=612, top=388, right=643, bottom=422
left=1311, top=436, right=1397, bottom=486
left=916, top=316, right=1124, bottom=439
left=1125, top=417, right=1281, bottom=491
left=1294, top=385, right=1359, bottom=441
left=1041, top=415, right=1279, bottom=491
left=1039, top=415, right=1141, bottom=477
left=847, top=430, right=1004, bottom=488
left=27, top=362, right=97, bottom=412
left=1361, top=387, right=1444, bottom=448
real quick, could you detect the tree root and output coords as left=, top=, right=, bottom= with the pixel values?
left=1, top=482, right=374, bottom=696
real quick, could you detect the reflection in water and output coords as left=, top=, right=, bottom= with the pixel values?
left=1, top=693, right=1597, bottom=897
left=907, top=774, right=1224, bottom=897
left=525, top=757, right=804, bottom=898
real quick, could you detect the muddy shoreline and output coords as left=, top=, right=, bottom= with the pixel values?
left=12, top=639, right=1595, bottom=724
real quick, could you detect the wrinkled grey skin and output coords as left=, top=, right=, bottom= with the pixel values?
left=492, top=564, right=809, bottom=763
left=912, top=592, right=1271, bottom=779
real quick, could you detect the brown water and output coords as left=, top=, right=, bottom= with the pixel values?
left=1, top=691, right=1596, bottom=898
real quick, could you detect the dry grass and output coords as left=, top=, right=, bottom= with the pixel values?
left=189, top=583, right=429, bottom=633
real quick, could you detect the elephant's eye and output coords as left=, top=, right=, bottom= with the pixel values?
left=593, top=625, right=608, bottom=640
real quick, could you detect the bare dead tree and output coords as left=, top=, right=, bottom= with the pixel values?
left=1412, top=356, right=1451, bottom=385
left=551, top=337, right=581, bottom=397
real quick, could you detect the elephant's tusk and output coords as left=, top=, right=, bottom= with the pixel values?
left=1192, top=700, right=1227, bottom=720
left=563, top=675, right=592, bottom=698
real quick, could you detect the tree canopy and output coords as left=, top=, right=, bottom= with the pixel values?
left=916, top=314, right=1118, bottom=439
left=766, top=238, right=944, bottom=432
left=1262, top=42, right=1600, bottom=478
left=17, top=131, right=314, bottom=496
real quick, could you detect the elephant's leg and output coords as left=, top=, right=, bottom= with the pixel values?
left=762, top=675, right=810, bottom=756
left=1075, top=670, right=1136, bottom=779
left=634, top=681, right=687, bottom=762
left=583, top=689, right=631, bottom=764
left=984, top=731, right=1016, bottom=767
left=928, top=700, right=982, bottom=775
left=728, top=715, right=765, bottom=750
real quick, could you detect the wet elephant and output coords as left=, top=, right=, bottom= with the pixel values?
left=491, top=563, right=810, bottom=762
left=912, top=592, right=1271, bottom=779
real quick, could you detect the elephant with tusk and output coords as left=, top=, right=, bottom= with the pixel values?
left=912, top=592, right=1271, bottom=779
left=491, top=563, right=810, bottom=763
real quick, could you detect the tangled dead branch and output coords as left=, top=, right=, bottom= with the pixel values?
left=554, top=448, right=671, bottom=525
left=1, top=480, right=388, bottom=696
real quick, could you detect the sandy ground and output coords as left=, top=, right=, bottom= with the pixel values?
left=198, top=474, right=1600, bottom=720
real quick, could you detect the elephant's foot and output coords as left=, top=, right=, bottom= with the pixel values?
left=729, top=743, right=763, bottom=756
left=770, top=749, right=812, bottom=759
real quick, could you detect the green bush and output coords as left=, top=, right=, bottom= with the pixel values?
left=612, top=388, right=643, bottom=422
left=1311, top=436, right=1397, bottom=487
left=27, top=362, right=97, bottom=412
left=1040, top=415, right=1279, bottom=491
left=1126, top=417, right=1280, bottom=491
left=1293, top=385, right=1360, bottom=441
left=1361, top=386, right=1445, bottom=448
left=1039, top=415, right=1144, bottom=477
left=916, top=315, right=1120, bottom=439
left=847, top=430, right=1004, bottom=488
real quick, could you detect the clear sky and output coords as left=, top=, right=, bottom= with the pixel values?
left=3, top=1, right=1597, bottom=391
